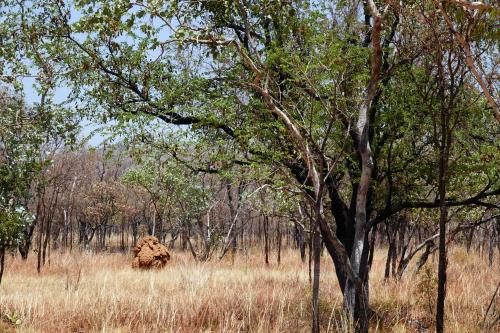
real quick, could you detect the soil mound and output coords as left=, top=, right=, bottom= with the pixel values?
left=132, top=236, right=171, bottom=269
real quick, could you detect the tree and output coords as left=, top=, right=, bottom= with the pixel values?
left=0, top=91, right=43, bottom=281
left=0, top=205, right=33, bottom=283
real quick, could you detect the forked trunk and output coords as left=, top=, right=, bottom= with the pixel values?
left=340, top=1, right=382, bottom=330
left=343, top=235, right=370, bottom=332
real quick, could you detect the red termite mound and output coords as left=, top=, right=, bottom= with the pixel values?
left=132, top=236, right=171, bottom=269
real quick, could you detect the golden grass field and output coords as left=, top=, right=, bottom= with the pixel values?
left=0, top=247, right=498, bottom=332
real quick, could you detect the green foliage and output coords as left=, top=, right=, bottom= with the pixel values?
left=122, top=151, right=209, bottom=225
left=0, top=90, right=77, bottom=251
left=3, top=310, right=22, bottom=327
left=0, top=93, right=41, bottom=250
left=1, top=0, right=498, bottom=241
left=0, top=204, right=34, bottom=250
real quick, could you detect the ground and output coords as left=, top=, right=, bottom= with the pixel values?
left=0, top=247, right=498, bottom=332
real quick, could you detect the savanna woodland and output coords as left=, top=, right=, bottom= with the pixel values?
left=0, top=1, right=499, bottom=332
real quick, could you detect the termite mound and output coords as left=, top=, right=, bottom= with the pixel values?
left=132, top=236, right=171, bottom=269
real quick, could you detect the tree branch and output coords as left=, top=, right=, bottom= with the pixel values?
left=369, top=185, right=500, bottom=228
left=432, top=0, right=500, bottom=123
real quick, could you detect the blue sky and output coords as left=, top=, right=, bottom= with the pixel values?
left=17, top=2, right=180, bottom=148
left=17, top=5, right=105, bottom=147
left=22, top=74, right=106, bottom=147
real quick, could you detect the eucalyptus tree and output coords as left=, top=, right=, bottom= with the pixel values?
left=6, top=0, right=499, bottom=331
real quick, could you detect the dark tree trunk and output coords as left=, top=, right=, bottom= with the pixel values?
left=466, top=227, right=474, bottom=253
left=294, top=221, right=306, bottom=262
left=121, top=217, right=125, bottom=252
left=367, top=225, right=377, bottom=272
left=384, top=222, right=396, bottom=279
left=0, top=249, right=5, bottom=285
left=311, top=216, right=321, bottom=333
left=436, top=177, right=448, bottom=333
left=19, top=219, right=37, bottom=260
left=132, top=220, right=138, bottom=246
left=37, top=216, right=44, bottom=273
left=384, top=243, right=393, bottom=279
left=70, top=214, right=73, bottom=252
left=415, top=241, right=435, bottom=273
left=488, top=223, right=495, bottom=267
left=263, top=215, right=269, bottom=265
left=19, top=195, right=43, bottom=260
left=277, top=217, right=282, bottom=266
left=436, top=89, right=451, bottom=333
left=181, top=229, right=188, bottom=251
left=308, top=220, right=313, bottom=285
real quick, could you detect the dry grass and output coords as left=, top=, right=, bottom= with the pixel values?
left=0, top=247, right=498, bottom=332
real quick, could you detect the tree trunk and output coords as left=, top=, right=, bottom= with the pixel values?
left=435, top=85, right=451, bottom=333
left=277, top=217, right=282, bottom=266
left=414, top=241, right=434, bottom=274
left=295, top=221, right=306, bottom=262
left=19, top=219, right=37, bottom=260
left=264, top=215, right=269, bottom=265
left=311, top=215, right=321, bottom=333
left=367, top=225, right=377, bottom=271
left=342, top=3, right=381, bottom=331
left=384, top=243, right=393, bottom=279
left=37, top=216, right=44, bottom=273
left=0, top=249, right=5, bottom=285
left=488, top=223, right=495, bottom=267
left=435, top=177, right=448, bottom=333
left=344, top=81, right=374, bottom=333
left=121, top=217, right=125, bottom=252
left=384, top=222, right=396, bottom=279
